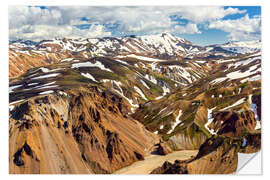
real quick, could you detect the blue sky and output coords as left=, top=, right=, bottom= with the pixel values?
left=9, top=6, right=261, bottom=46
left=181, top=6, right=261, bottom=45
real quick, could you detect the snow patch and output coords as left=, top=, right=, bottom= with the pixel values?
left=102, top=79, right=111, bottom=83
left=255, top=120, right=261, bottom=130
left=155, top=96, right=163, bottom=100
left=115, top=59, right=129, bottom=65
left=39, top=67, right=50, bottom=73
left=30, top=81, right=57, bottom=90
left=226, top=65, right=261, bottom=80
left=205, top=107, right=217, bottom=135
left=9, top=105, right=15, bottom=111
left=168, top=65, right=193, bottom=83
left=161, top=84, right=170, bottom=96
left=81, top=72, right=98, bottom=82
left=61, top=58, right=73, bottom=62
left=210, top=77, right=228, bottom=85
left=220, top=98, right=246, bottom=111
left=140, top=80, right=150, bottom=89
left=240, top=74, right=261, bottom=83
left=112, top=81, right=138, bottom=111
left=119, top=54, right=165, bottom=62
left=158, top=107, right=167, bottom=115
left=145, top=74, right=157, bottom=84
left=72, top=61, right=113, bottom=72
left=134, top=86, right=147, bottom=100
left=167, top=109, right=183, bottom=134
left=9, top=84, right=22, bottom=93
left=36, top=85, right=58, bottom=90
left=248, top=95, right=260, bottom=130
left=9, top=99, right=24, bottom=105
left=58, top=91, right=68, bottom=96
left=39, top=90, right=54, bottom=95
left=32, top=73, right=59, bottom=80
left=238, top=88, right=242, bottom=94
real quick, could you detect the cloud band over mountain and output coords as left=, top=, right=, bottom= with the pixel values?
left=9, top=6, right=261, bottom=45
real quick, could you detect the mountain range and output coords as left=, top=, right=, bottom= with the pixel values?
left=9, top=33, right=261, bottom=174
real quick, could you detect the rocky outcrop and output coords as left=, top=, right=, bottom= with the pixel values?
left=252, top=94, right=261, bottom=121
left=151, top=136, right=240, bottom=174
left=9, top=86, right=159, bottom=174
left=133, top=99, right=209, bottom=150
left=150, top=160, right=189, bottom=174
left=239, top=133, right=261, bottom=153
left=9, top=50, right=70, bottom=78
left=167, top=128, right=208, bottom=150
left=13, top=142, right=36, bottom=165
left=210, top=110, right=257, bottom=137
left=9, top=34, right=261, bottom=175
left=156, top=142, right=172, bottom=155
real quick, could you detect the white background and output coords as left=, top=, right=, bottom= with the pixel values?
left=0, top=0, right=268, bottom=179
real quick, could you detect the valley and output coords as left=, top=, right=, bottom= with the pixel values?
left=114, top=150, right=198, bottom=174
left=9, top=33, right=261, bottom=174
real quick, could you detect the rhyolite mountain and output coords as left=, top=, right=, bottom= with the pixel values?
left=9, top=33, right=261, bottom=174
left=9, top=33, right=260, bottom=78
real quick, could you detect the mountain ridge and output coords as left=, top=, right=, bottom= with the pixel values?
left=9, top=32, right=261, bottom=174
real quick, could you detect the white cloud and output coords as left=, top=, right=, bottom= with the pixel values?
left=9, top=6, right=63, bottom=28
left=87, top=24, right=112, bottom=37
left=171, top=7, right=246, bottom=23
left=209, top=14, right=261, bottom=41
left=9, top=24, right=111, bottom=41
left=173, top=23, right=201, bottom=34
left=8, top=6, right=249, bottom=41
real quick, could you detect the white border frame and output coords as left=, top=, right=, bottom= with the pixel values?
left=1, top=1, right=268, bottom=180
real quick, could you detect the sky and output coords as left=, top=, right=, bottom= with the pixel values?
left=8, top=6, right=261, bottom=46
